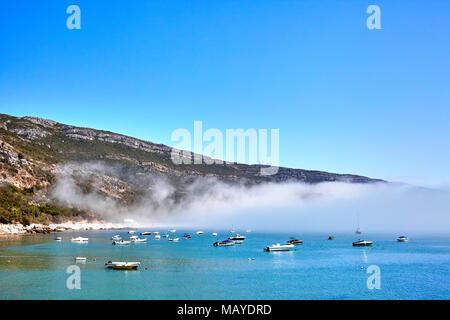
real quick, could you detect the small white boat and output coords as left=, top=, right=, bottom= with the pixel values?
left=140, top=232, right=151, bottom=235
left=168, top=237, right=179, bottom=242
left=213, top=239, right=235, bottom=246
left=212, top=232, right=218, bottom=236
left=105, top=261, right=140, bottom=270
left=246, top=229, right=252, bottom=233
left=352, top=240, right=373, bottom=247
left=54, top=236, right=62, bottom=241
left=113, top=240, right=131, bottom=245
left=128, top=230, right=136, bottom=234
left=196, top=231, right=204, bottom=235
left=71, top=237, right=88, bottom=243
left=153, top=231, right=159, bottom=235
left=264, top=243, right=295, bottom=252
left=132, top=238, right=147, bottom=243
left=168, top=229, right=176, bottom=233
left=397, top=236, right=408, bottom=242
left=229, top=234, right=246, bottom=241
left=129, top=235, right=138, bottom=240
left=75, top=257, right=87, bottom=261
left=162, top=234, right=169, bottom=238
left=154, top=235, right=161, bottom=240
left=111, top=235, right=121, bottom=241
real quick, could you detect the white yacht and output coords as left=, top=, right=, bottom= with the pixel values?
left=213, top=239, right=235, bottom=246
left=75, top=257, right=87, bottom=261
left=264, top=243, right=295, bottom=252
left=168, top=237, right=179, bottom=242
left=113, top=240, right=131, bottom=245
left=196, top=231, right=204, bottom=235
left=229, top=234, right=246, bottom=241
left=397, top=236, right=408, bottom=242
left=105, top=261, right=140, bottom=270
left=352, top=240, right=373, bottom=247
left=71, top=237, right=88, bottom=243
left=140, top=232, right=151, bottom=235
left=212, top=232, right=218, bottom=236
left=132, top=237, right=147, bottom=243
left=154, top=234, right=161, bottom=240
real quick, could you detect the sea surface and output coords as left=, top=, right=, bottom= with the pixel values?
left=0, top=230, right=449, bottom=299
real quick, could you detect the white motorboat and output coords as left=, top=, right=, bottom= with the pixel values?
left=54, top=236, right=62, bottom=241
left=397, top=236, right=408, bottom=242
left=71, top=237, right=88, bottom=243
left=195, top=231, right=204, bottom=235
left=162, top=234, right=169, bottom=238
left=105, top=261, right=140, bottom=270
left=352, top=240, right=373, bottom=247
left=113, top=240, right=131, bottom=245
left=264, top=243, right=295, bottom=252
left=153, top=231, right=159, bottom=235
left=213, top=239, right=235, bottom=246
left=154, top=234, right=161, bottom=240
left=168, top=237, right=179, bottom=242
left=75, top=257, right=87, bottom=261
left=286, top=237, right=303, bottom=245
left=129, top=235, right=138, bottom=240
left=111, top=235, right=122, bottom=241
left=228, top=234, right=246, bottom=241
left=212, top=232, right=218, bottom=236
left=132, top=238, right=147, bottom=243
left=168, top=229, right=176, bottom=233
left=140, top=232, right=151, bottom=235
left=128, top=230, right=136, bottom=234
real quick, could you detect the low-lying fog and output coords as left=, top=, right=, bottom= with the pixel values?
left=51, top=162, right=450, bottom=236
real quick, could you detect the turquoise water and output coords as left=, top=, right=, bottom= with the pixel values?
left=0, top=230, right=449, bottom=299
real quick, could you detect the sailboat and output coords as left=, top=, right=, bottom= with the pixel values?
left=355, top=213, right=362, bottom=234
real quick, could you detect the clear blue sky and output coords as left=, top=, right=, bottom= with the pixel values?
left=1, top=1, right=449, bottom=186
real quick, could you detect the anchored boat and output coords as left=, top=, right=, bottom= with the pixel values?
left=71, top=237, right=88, bottom=243
left=140, top=232, right=151, bottom=235
left=213, top=239, right=235, bottom=246
left=352, top=240, right=373, bottom=247
left=264, top=243, right=295, bottom=252
left=397, top=236, right=408, bottom=242
left=105, top=261, right=140, bottom=270
left=195, top=231, right=204, bottom=235
left=111, top=235, right=122, bottom=241
left=228, top=234, right=246, bottom=241
left=168, top=237, right=179, bottom=242
left=132, top=237, right=147, bottom=243
left=54, top=236, right=62, bottom=241
left=286, top=237, right=303, bottom=245
left=113, top=240, right=131, bottom=245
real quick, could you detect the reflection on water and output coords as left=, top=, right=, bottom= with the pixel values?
left=0, top=231, right=449, bottom=299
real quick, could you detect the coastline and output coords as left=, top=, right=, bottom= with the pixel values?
left=0, top=221, right=137, bottom=236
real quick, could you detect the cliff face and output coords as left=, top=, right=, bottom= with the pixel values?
left=0, top=113, right=383, bottom=224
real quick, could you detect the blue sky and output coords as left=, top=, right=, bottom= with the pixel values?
left=1, top=0, right=449, bottom=186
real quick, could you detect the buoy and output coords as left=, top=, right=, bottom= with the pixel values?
left=360, top=266, right=364, bottom=270
left=145, top=266, right=149, bottom=270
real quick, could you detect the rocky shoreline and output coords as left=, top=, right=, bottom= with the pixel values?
left=0, top=221, right=137, bottom=235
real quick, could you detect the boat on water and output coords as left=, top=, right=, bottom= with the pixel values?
left=113, top=240, right=131, bottom=245
left=328, top=236, right=335, bottom=240
left=246, top=229, right=252, bottom=233
left=183, top=233, right=192, bottom=239
left=195, top=231, right=204, bottom=235
left=54, top=236, right=62, bottom=241
left=397, top=236, right=408, bottom=242
left=212, top=232, right=218, bottom=236
left=132, top=238, right=147, bottom=243
left=352, top=240, right=373, bottom=247
left=129, top=235, right=138, bottom=240
left=228, top=234, right=246, bottom=241
left=168, top=237, right=179, bottom=242
left=168, top=229, right=176, bottom=233
left=105, top=261, right=140, bottom=270
left=162, top=234, right=169, bottom=238
left=140, top=232, right=151, bottom=235
left=111, top=235, right=122, bottom=241
left=355, top=228, right=362, bottom=234
left=286, top=237, right=303, bottom=245
left=128, top=230, right=136, bottom=234
left=264, top=243, right=295, bottom=252
left=154, top=235, right=161, bottom=240
left=75, top=257, right=87, bottom=261
left=213, top=239, right=235, bottom=246
left=234, top=240, right=244, bottom=244
left=153, top=231, right=159, bottom=235
left=71, top=237, right=88, bottom=243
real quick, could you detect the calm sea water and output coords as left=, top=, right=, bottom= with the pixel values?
left=0, top=230, right=449, bottom=299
